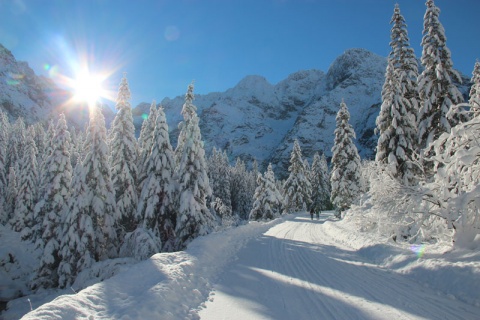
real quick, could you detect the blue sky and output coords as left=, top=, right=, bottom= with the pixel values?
left=0, top=0, right=479, bottom=107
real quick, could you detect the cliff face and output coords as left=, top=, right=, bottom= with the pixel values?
left=0, top=44, right=53, bottom=124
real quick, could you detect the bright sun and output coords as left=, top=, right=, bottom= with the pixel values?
left=72, top=71, right=106, bottom=106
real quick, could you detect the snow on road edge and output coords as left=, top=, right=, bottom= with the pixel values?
left=13, top=215, right=288, bottom=320
left=320, top=215, right=480, bottom=307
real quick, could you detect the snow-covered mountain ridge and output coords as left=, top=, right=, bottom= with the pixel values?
left=151, top=48, right=388, bottom=177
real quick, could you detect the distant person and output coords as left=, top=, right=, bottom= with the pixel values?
left=310, top=208, right=314, bottom=220
left=316, top=210, right=320, bottom=220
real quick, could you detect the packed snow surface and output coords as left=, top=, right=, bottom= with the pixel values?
left=5, top=212, right=480, bottom=319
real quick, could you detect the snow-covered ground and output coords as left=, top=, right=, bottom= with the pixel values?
left=3, top=212, right=480, bottom=319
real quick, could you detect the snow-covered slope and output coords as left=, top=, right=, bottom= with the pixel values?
left=6, top=212, right=479, bottom=319
left=0, top=44, right=53, bottom=124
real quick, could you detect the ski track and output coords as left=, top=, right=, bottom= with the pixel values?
left=198, top=214, right=480, bottom=320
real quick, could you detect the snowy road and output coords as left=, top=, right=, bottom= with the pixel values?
left=199, top=214, right=480, bottom=320
left=10, top=213, right=480, bottom=320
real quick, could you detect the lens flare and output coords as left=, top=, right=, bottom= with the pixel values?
left=141, top=113, right=149, bottom=120
left=410, top=244, right=426, bottom=258
left=164, top=25, right=180, bottom=41
left=6, top=72, right=24, bottom=86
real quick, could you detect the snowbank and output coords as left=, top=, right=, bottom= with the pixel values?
left=3, top=217, right=285, bottom=319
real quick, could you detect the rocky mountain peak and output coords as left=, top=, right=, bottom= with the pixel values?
left=326, top=48, right=386, bottom=90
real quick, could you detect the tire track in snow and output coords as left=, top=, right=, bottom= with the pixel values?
left=199, top=213, right=480, bottom=319
left=281, top=215, right=475, bottom=320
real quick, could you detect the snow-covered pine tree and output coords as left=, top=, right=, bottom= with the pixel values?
left=230, top=158, right=255, bottom=220
left=136, top=106, right=176, bottom=253
left=319, top=153, right=332, bottom=210
left=33, top=122, right=46, bottom=159
left=57, top=161, right=95, bottom=288
left=283, top=140, right=311, bottom=213
left=264, top=165, right=283, bottom=214
left=81, top=105, right=118, bottom=260
left=5, top=117, right=25, bottom=178
left=303, top=158, right=311, bottom=182
left=4, top=166, right=17, bottom=224
left=0, top=111, right=7, bottom=224
left=375, top=61, right=395, bottom=153
left=207, top=147, right=221, bottom=200
left=31, top=113, right=72, bottom=289
left=417, top=0, right=466, bottom=150
left=37, top=119, right=56, bottom=196
left=11, top=126, right=38, bottom=239
left=109, top=73, right=139, bottom=236
left=175, top=83, right=217, bottom=249
left=376, top=4, right=419, bottom=185
left=310, top=152, right=331, bottom=212
left=470, top=61, right=480, bottom=117
left=249, top=163, right=283, bottom=221
left=208, top=148, right=232, bottom=217
left=175, top=83, right=197, bottom=166
left=376, top=60, right=418, bottom=185
left=249, top=172, right=266, bottom=221
left=390, top=3, right=420, bottom=115
left=137, top=100, right=158, bottom=192
left=69, top=126, right=85, bottom=168
left=330, top=100, right=361, bottom=217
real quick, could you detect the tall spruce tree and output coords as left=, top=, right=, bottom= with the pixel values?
left=4, top=166, right=17, bottom=224
left=36, top=120, right=54, bottom=198
left=310, top=152, right=331, bottom=212
left=319, top=153, right=332, bottom=209
left=249, top=164, right=283, bottom=221
left=230, top=158, right=255, bottom=220
left=175, top=83, right=217, bottom=248
left=69, top=126, right=85, bottom=168
left=390, top=4, right=420, bottom=111
left=57, top=161, right=94, bottom=288
left=330, top=100, right=361, bottom=216
left=208, top=148, right=232, bottom=217
left=137, top=106, right=177, bottom=252
left=376, top=4, right=419, bottom=185
left=0, top=111, right=7, bottom=224
left=137, top=100, right=158, bottom=192
left=31, top=114, right=72, bottom=289
left=6, top=117, right=25, bottom=178
left=110, top=73, right=139, bottom=236
left=175, top=83, right=197, bottom=166
left=11, top=126, right=38, bottom=239
left=470, top=61, right=480, bottom=117
left=283, top=140, right=311, bottom=213
left=417, top=0, right=465, bottom=149
left=81, top=105, right=118, bottom=260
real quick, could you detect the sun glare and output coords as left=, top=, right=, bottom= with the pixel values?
left=73, top=71, right=106, bottom=106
